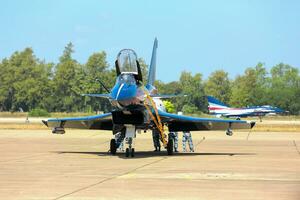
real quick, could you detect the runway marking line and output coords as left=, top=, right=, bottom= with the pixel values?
left=52, top=157, right=168, bottom=200
left=116, top=172, right=300, bottom=182
left=0, top=153, right=51, bottom=163
left=293, top=140, right=300, bottom=155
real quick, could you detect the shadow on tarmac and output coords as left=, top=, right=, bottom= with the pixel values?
left=54, top=151, right=256, bottom=159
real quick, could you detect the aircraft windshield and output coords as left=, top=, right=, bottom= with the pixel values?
left=117, top=74, right=136, bottom=85
left=117, top=49, right=138, bottom=74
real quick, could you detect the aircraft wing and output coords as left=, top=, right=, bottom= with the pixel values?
left=42, top=113, right=113, bottom=130
left=158, top=111, right=255, bottom=132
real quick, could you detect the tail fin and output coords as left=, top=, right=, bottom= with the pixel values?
left=207, top=96, right=229, bottom=112
left=147, top=38, right=158, bottom=86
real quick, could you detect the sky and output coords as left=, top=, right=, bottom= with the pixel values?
left=0, top=0, right=299, bottom=82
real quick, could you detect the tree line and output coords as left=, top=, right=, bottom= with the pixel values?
left=0, top=43, right=299, bottom=114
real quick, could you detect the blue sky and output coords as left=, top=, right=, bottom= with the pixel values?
left=0, top=0, right=299, bottom=82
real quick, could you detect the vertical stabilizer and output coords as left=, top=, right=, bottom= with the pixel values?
left=207, top=96, right=229, bottom=113
left=147, top=38, right=158, bottom=86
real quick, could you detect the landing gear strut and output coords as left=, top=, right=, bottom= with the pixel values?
left=124, top=125, right=136, bottom=158
left=111, top=125, right=136, bottom=157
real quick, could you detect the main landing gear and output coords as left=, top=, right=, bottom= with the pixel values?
left=226, top=122, right=233, bottom=136
left=167, top=138, right=174, bottom=155
left=110, top=139, right=117, bottom=155
left=110, top=125, right=175, bottom=157
left=226, top=128, right=233, bottom=136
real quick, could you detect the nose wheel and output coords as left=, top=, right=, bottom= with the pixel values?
left=123, top=125, right=136, bottom=158
left=125, top=147, right=135, bottom=157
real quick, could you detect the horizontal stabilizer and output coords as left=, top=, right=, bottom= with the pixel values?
left=81, top=94, right=111, bottom=98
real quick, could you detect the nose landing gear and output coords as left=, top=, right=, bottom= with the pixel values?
left=125, top=137, right=135, bottom=157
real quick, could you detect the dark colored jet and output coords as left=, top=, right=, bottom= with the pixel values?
left=43, top=39, right=255, bottom=157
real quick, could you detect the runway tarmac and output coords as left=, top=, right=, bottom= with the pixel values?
left=0, top=129, right=299, bottom=200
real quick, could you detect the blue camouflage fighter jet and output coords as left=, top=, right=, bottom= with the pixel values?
left=43, top=38, right=255, bottom=157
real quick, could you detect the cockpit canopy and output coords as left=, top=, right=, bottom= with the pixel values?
left=117, top=49, right=138, bottom=74
left=115, top=49, right=143, bottom=82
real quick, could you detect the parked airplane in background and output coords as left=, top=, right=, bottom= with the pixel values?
left=43, top=39, right=255, bottom=157
left=207, top=96, right=284, bottom=121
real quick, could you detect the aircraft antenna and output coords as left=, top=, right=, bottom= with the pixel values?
left=96, top=79, right=111, bottom=93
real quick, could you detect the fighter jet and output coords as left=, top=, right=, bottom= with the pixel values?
left=207, top=95, right=284, bottom=121
left=42, top=39, right=255, bottom=157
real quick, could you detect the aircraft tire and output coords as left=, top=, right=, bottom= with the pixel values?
left=131, top=148, right=135, bottom=157
left=226, top=129, right=233, bottom=136
left=125, top=148, right=130, bottom=157
left=167, top=139, right=174, bottom=155
left=110, top=139, right=117, bottom=155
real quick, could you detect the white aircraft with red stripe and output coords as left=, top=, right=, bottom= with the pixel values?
left=207, top=96, right=284, bottom=120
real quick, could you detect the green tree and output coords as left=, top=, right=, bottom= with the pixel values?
left=176, top=71, right=206, bottom=113
left=230, top=63, right=268, bottom=107
left=182, top=104, right=198, bottom=114
left=0, top=48, right=53, bottom=111
left=163, top=100, right=175, bottom=113
left=204, top=70, right=231, bottom=104
left=52, top=43, right=84, bottom=112
left=0, top=58, right=13, bottom=111
left=138, top=58, right=148, bottom=83
left=83, top=51, right=113, bottom=112
left=268, top=63, right=300, bottom=114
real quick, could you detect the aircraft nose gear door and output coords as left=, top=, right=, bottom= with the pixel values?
left=124, top=125, right=136, bottom=157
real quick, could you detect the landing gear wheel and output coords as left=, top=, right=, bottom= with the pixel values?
left=226, top=129, right=233, bottom=136
left=167, top=139, right=174, bottom=155
left=125, top=148, right=130, bottom=157
left=131, top=148, right=135, bottom=157
left=110, top=139, right=117, bottom=155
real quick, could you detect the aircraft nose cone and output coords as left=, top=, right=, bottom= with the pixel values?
left=111, top=83, right=137, bottom=101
